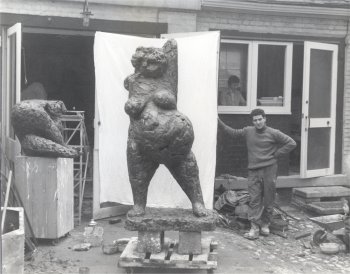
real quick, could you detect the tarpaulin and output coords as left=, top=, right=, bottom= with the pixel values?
left=94, top=31, right=219, bottom=209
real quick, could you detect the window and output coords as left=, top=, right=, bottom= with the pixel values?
left=218, top=40, right=293, bottom=114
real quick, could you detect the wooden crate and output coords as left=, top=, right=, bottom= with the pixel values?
left=118, top=237, right=218, bottom=272
left=14, top=156, right=74, bottom=239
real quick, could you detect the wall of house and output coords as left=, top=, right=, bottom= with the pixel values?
left=197, top=10, right=349, bottom=177
left=343, top=24, right=350, bottom=179
left=1, top=0, right=350, bottom=178
left=0, top=0, right=198, bottom=33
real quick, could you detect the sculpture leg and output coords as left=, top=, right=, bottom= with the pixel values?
left=167, top=151, right=207, bottom=217
left=127, top=144, right=159, bottom=217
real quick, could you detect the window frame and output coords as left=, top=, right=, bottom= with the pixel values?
left=218, top=39, right=293, bottom=115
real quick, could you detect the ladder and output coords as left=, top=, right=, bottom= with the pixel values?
left=61, top=110, right=90, bottom=225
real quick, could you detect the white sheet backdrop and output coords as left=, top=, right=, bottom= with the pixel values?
left=94, top=31, right=219, bottom=209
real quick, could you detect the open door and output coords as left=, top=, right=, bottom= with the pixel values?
left=300, top=42, right=338, bottom=178
left=1, top=23, right=22, bottom=173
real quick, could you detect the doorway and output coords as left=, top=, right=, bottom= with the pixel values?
left=22, top=33, right=95, bottom=146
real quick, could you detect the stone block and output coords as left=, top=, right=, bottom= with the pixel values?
left=137, top=231, right=164, bottom=253
left=178, top=231, right=201, bottom=255
left=125, top=207, right=217, bottom=232
left=83, top=226, right=104, bottom=247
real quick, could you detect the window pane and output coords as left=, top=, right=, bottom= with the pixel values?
left=257, top=45, right=285, bottom=107
left=309, top=49, right=332, bottom=118
left=307, top=127, right=330, bottom=170
left=218, top=43, right=248, bottom=106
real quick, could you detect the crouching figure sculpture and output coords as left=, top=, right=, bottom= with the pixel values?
left=124, top=39, right=207, bottom=218
left=11, top=100, right=78, bottom=158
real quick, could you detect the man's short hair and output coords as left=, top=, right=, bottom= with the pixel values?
left=250, top=108, right=266, bottom=118
left=227, top=75, right=240, bottom=86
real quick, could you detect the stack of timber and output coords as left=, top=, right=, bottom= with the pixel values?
left=292, top=186, right=350, bottom=215
left=119, top=237, right=218, bottom=273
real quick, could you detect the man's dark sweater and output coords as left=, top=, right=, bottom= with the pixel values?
left=220, top=124, right=296, bottom=169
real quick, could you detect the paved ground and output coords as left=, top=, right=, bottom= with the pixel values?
left=24, top=191, right=350, bottom=274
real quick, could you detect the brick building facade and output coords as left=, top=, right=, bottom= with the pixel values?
left=1, top=1, right=349, bottom=217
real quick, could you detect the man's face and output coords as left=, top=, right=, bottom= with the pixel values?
left=252, top=115, right=266, bottom=130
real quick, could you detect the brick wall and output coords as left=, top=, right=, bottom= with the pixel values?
left=343, top=27, right=350, bottom=178
left=197, top=11, right=348, bottom=38
left=197, top=10, right=349, bottom=177
left=0, top=0, right=197, bottom=34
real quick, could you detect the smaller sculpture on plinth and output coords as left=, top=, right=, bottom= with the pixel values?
left=123, top=39, right=207, bottom=218
left=11, top=100, right=78, bottom=158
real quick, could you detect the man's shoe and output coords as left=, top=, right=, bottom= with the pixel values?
left=260, top=223, right=270, bottom=236
left=244, top=223, right=259, bottom=240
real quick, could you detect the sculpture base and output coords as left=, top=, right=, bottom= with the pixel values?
left=125, top=207, right=217, bottom=232
left=14, top=156, right=74, bottom=239
left=118, top=237, right=218, bottom=273
left=124, top=207, right=218, bottom=255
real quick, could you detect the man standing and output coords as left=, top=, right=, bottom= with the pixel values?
left=218, top=108, right=296, bottom=240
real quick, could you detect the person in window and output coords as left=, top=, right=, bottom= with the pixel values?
left=218, top=109, right=296, bottom=240
left=219, top=75, right=246, bottom=106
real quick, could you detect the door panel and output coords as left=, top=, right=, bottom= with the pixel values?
left=300, top=42, right=338, bottom=178
left=1, top=23, right=22, bottom=173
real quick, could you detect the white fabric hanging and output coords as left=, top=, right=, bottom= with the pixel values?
left=94, top=31, right=219, bottom=209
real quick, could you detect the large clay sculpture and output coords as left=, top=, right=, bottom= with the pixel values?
left=124, top=39, right=207, bottom=217
left=11, top=100, right=78, bottom=158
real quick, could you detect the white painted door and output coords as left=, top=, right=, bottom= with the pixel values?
left=300, top=42, right=338, bottom=178
left=1, top=23, right=22, bottom=170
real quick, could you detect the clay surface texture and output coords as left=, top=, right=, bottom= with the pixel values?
left=125, top=208, right=217, bottom=232
left=11, top=100, right=78, bottom=158
left=124, top=40, right=206, bottom=217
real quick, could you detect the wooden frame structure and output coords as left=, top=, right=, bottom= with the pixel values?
left=61, top=110, right=91, bottom=224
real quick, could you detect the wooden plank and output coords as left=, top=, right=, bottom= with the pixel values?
left=119, top=237, right=145, bottom=263
left=292, top=186, right=350, bottom=198
left=291, top=195, right=321, bottom=205
left=57, top=158, right=74, bottom=238
left=149, top=238, right=171, bottom=264
left=170, top=242, right=190, bottom=264
left=215, top=174, right=348, bottom=190
left=192, top=237, right=211, bottom=265
left=118, top=237, right=218, bottom=270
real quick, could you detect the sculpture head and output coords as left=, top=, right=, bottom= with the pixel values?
left=131, top=46, right=168, bottom=78
left=44, top=100, right=67, bottom=118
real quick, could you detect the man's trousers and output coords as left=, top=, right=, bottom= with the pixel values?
left=247, top=163, right=278, bottom=226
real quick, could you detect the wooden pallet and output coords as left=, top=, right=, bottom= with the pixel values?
left=118, top=237, right=218, bottom=273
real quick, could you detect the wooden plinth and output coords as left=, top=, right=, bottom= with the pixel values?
left=14, top=156, right=74, bottom=239
left=118, top=237, right=218, bottom=272
left=125, top=207, right=217, bottom=255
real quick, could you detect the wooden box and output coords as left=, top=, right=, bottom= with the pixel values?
left=15, top=156, right=74, bottom=239
left=1, top=207, right=25, bottom=274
